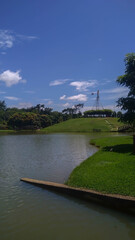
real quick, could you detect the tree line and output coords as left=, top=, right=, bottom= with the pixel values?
left=83, top=109, right=122, bottom=118
left=0, top=101, right=118, bottom=130
left=0, top=102, right=85, bottom=130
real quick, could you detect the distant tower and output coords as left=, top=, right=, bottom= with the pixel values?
left=96, top=90, right=100, bottom=110
left=93, top=90, right=104, bottom=110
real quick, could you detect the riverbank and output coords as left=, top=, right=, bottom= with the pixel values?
left=42, top=118, right=123, bottom=133
left=66, top=136, right=135, bottom=197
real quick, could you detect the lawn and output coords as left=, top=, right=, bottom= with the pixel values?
left=0, top=130, right=15, bottom=133
left=42, top=118, right=123, bottom=133
left=66, top=135, right=135, bottom=197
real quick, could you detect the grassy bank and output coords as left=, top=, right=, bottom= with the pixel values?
left=42, top=118, right=123, bottom=133
left=66, top=136, right=135, bottom=197
left=0, top=130, right=15, bottom=133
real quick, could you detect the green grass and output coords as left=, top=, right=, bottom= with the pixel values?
left=66, top=136, right=135, bottom=197
left=42, top=118, right=123, bottom=133
left=0, top=130, right=15, bottom=133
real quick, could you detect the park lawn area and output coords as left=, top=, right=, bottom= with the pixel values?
left=66, top=135, right=135, bottom=197
left=42, top=117, right=123, bottom=133
left=0, top=130, right=15, bottom=133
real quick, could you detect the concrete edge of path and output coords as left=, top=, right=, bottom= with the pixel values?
left=20, top=178, right=135, bottom=214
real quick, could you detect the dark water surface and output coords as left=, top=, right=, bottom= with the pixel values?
left=0, top=133, right=135, bottom=240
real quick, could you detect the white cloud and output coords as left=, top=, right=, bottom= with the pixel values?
left=41, top=98, right=53, bottom=106
left=40, top=99, right=53, bottom=106
left=0, top=70, right=26, bottom=87
left=68, top=94, right=87, bottom=101
left=101, top=87, right=128, bottom=94
left=105, top=80, right=113, bottom=83
left=60, top=95, right=66, bottom=100
left=18, top=102, right=33, bottom=109
left=102, top=93, right=128, bottom=101
left=62, top=103, right=70, bottom=107
left=100, top=87, right=129, bottom=101
left=0, top=30, right=14, bottom=49
left=9, top=102, right=33, bottom=109
left=60, top=94, right=88, bottom=102
left=5, top=96, right=19, bottom=101
left=0, top=29, right=38, bottom=50
left=47, top=100, right=53, bottom=105
left=70, top=80, right=97, bottom=91
left=50, top=79, right=71, bottom=86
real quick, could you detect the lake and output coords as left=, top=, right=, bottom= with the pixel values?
left=0, top=133, right=135, bottom=240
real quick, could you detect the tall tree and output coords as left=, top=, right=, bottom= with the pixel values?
left=117, top=53, right=135, bottom=152
left=0, top=100, right=6, bottom=111
left=74, top=103, right=84, bottom=115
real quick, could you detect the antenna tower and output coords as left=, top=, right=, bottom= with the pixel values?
left=93, top=90, right=104, bottom=110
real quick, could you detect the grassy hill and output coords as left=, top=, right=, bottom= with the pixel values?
left=66, top=136, right=135, bottom=196
left=42, top=118, right=123, bottom=133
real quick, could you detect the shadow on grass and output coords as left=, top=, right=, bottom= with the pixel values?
left=103, top=144, right=134, bottom=154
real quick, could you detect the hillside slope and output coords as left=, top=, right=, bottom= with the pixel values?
left=42, top=118, right=123, bottom=133
left=66, top=136, right=135, bottom=196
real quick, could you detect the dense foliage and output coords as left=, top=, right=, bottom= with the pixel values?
left=117, top=53, right=135, bottom=127
left=83, top=109, right=114, bottom=117
left=8, top=113, right=52, bottom=130
left=0, top=101, right=118, bottom=130
left=0, top=102, right=81, bottom=130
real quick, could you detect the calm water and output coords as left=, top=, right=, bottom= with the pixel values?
left=0, top=133, right=135, bottom=240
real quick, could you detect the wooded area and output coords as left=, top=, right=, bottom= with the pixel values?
left=0, top=101, right=118, bottom=130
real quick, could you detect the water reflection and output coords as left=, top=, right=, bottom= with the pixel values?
left=0, top=133, right=135, bottom=240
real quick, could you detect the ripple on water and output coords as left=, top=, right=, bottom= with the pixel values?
left=0, top=133, right=135, bottom=240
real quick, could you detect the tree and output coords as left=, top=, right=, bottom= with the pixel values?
left=0, top=100, right=6, bottom=111
left=43, top=107, right=53, bottom=115
left=116, top=53, right=135, bottom=152
left=62, top=104, right=84, bottom=118
left=0, top=101, right=7, bottom=124
left=8, top=112, right=41, bottom=130
left=112, top=111, right=116, bottom=117
left=73, top=103, right=84, bottom=115
left=62, top=108, right=75, bottom=116
left=7, top=112, right=52, bottom=130
left=116, top=111, right=122, bottom=118
left=50, top=111, right=63, bottom=124
left=39, top=114, right=52, bottom=128
left=83, top=109, right=113, bottom=118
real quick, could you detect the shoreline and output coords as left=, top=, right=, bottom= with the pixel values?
left=20, top=134, right=135, bottom=213
left=21, top=177, right=135, bottom=214
left=1, top=131, right=134, bottom=202
left=66, top=135, right=135, bottom=198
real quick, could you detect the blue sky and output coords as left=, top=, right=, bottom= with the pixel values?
left=0, top=0, right=135, bottom=112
